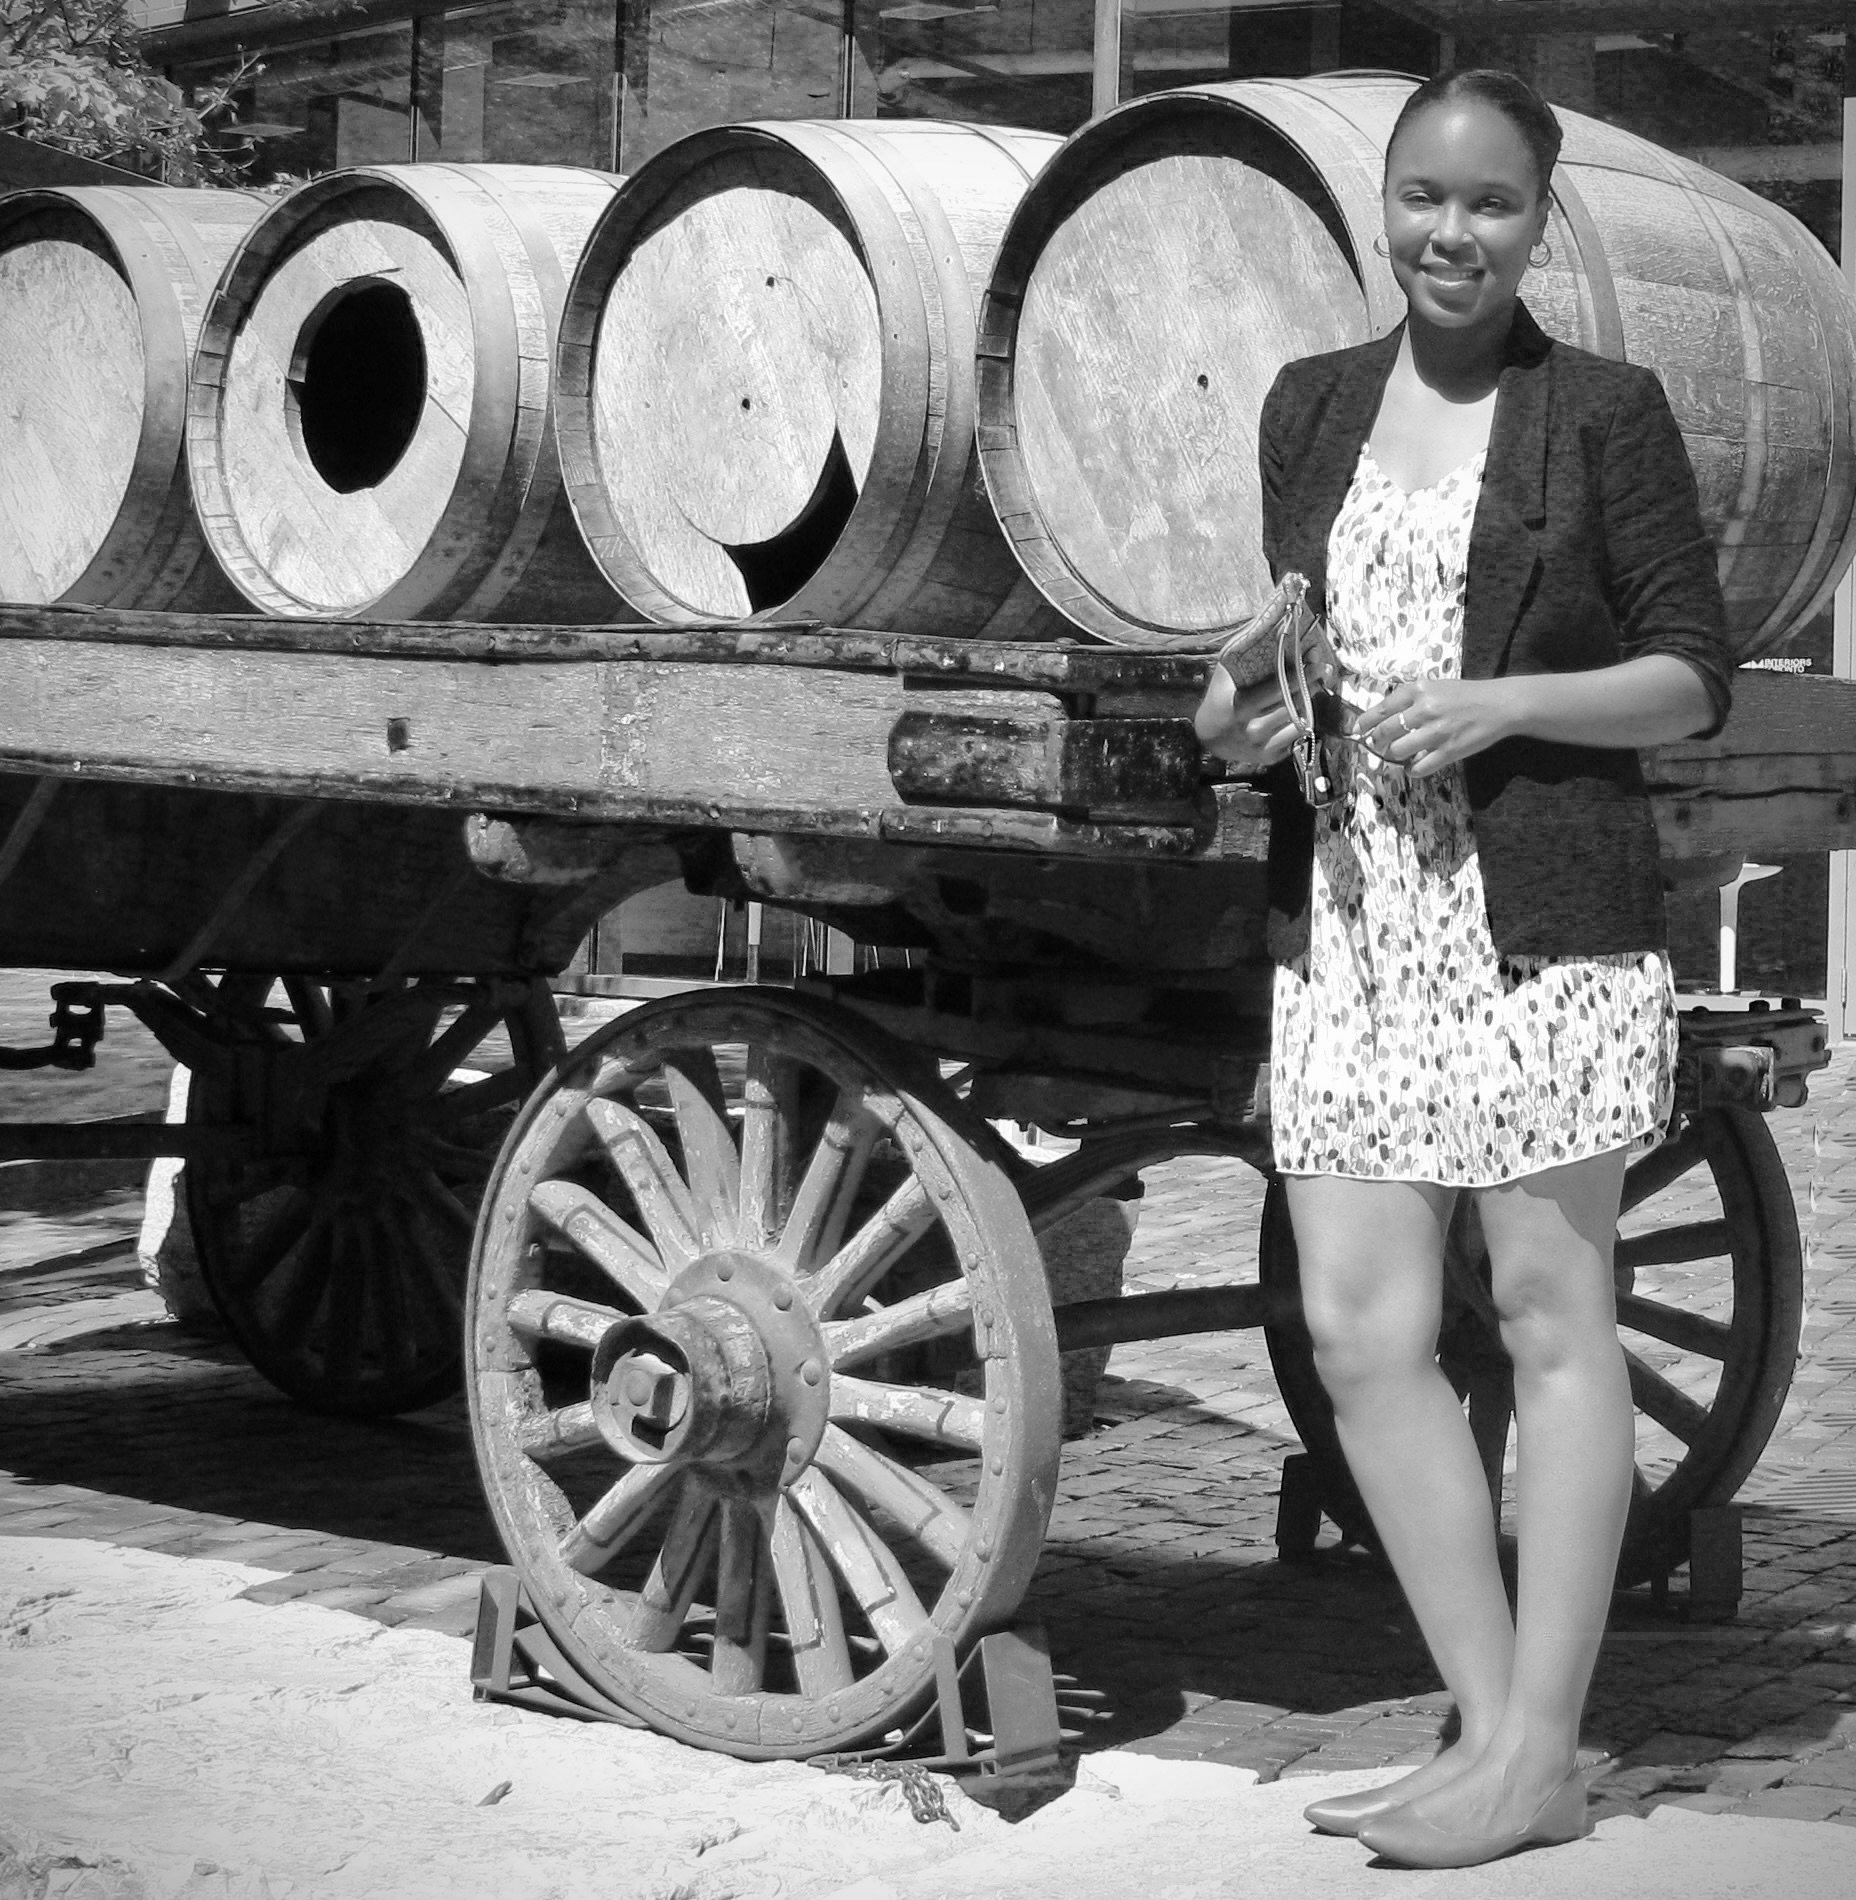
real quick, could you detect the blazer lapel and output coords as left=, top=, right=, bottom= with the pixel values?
left=1463, top=305, right=1552, bottom=679
left=1282, top=328, right=1402, bottom=612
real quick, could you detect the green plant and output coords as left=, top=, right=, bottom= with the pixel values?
left=1, top=0, right=256, bottom=180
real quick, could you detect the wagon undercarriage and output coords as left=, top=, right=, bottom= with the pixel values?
left=0, top=602, right=1841, bottom=1759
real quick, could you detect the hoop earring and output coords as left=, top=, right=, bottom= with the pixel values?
left=1529, top=238, right=1553, bottom=268
left=1372, top=233, right=1390, bottom=259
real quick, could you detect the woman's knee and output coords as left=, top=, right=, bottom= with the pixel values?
left=1285, top=1177, right=1451, bottom=1393
left=1296, top=1255, right=1440, bottom=1392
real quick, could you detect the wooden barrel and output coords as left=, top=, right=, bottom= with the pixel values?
left=0, top=185, right=265, bottom=609
left=554, top=120, right=1070, bottom=636
left=980, top=72, right=1856, bottom=658
left=187, top=164, right=637, bottom=622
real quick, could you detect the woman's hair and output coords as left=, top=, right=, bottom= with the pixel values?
left=1385, top=68, right=1563, bottom=196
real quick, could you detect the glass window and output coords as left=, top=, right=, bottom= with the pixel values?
left=848, top=0, right=1095, bottom=135
left=1586, top=19, right=1844, bottom=258
left=413, top=0, right=619, bottom=167
left=1118, top=1, right=1433, bottom=102
left=615, top=0, right=845, bottom=172
left=174, top=25, right=417, bottom=182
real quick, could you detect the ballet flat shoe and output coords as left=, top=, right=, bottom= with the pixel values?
left=1301, top=1785, right=1407, bottom=1837
left=1357, top=1770, right=1591, bottom=1869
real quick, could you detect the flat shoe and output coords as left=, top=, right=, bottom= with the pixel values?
left=1357, top=1769, right=1591, bottom=1869
left=1301, top=1784, right=1407, bottom=1837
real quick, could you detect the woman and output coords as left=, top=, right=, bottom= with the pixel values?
left=1195, top=70, right=1733, bottom=1869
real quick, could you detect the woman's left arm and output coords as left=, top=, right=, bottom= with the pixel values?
left=1353, top=655, right=1716, bottom=775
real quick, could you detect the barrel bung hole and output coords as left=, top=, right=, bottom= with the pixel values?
left=288, top=280, right=426, bottom=494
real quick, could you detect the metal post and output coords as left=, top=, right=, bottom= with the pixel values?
left=1829, top=92, right=1855, bottom=1040
left=1092, top=0, right=1121, bottom=121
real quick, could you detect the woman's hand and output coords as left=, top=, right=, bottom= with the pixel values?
left=1353, top=656, right=1720, bottom=772
left=1351, top=677, right=1520, bottom=776
left=1194, top=666, right=1300, bottom=772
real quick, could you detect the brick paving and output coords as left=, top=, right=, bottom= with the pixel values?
left=2, top=1042, right=1855, bottom=1830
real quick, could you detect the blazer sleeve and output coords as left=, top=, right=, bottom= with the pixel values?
left=1598, top=367, right=1735, bottom=738
left=1257, top=364, right=1296, bottom=583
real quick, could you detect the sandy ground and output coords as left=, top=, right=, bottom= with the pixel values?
left=4, top=1536, right=1853, bottom=1900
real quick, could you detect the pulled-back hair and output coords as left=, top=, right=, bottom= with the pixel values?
left=1385, top=68, right=1563, bottom=196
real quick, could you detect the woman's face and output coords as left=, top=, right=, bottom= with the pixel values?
left=1382, top=100, right=1549, bottom=332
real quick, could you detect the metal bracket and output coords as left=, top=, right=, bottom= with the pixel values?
left=0, top=981, right=107, bottom=1072
left=1679, top=1001, right=1829, bottom=1112
left=1647, top=1504, right=1743, bottom=1623
left=467, top=1567, right=1097, bottom=1777
left=468, top=1568, right=648, bottom=1727
left=809, top=1623, right=1097, bottom=1781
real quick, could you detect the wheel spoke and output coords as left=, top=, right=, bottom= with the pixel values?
left=220, top=1188, right=313, bottom=1295
left=826, top=1279, right=973, bottom=1371
left=662, top=1052, right=741, bottom=1250
left=528, top=1181, right=668, bottom=1310
left=804, top=1176, right=936, bottom=1318
left=429, top=1067, right=531, bottom=1125
left=815, top=1425, right=971, bottom=1569
left=1615, top=1218, right=1732, bottom=1272
left=770, top=1495, right=854, bottom=1695
left=584, top=1098, right=702, bottom=1272
left=710, top=1496, right=773, bottom=1695
left=412, top=1168, right=476, bottom=1235
left=1620, top=1122, right=1705, bottom=1216
left=392, top=1200, right=465, bottom=1330
left=282, top=977, right=334, bottom=1040
left=560, top=1462, right=677, bottom=1574
left=403, top=1001, right=504, bottom=1100
left=1624, top=1349, right=1710, bottom=1445
left=738, top=1046, right=800, bottom=1251
left=829, top=1375, right=986, bottom=1452
left=319, top=1217, right=368, bottom=1391
left=513, top=1400, right=605, bottom=1461
left=630, top=1481, right=720, bottom=1650
left=366, top=1206, right=422, bottom=1386
left=790, top=1469, right=931, bottom=1655
left=1616, top=1291, right=1733, bottom=1361
left=269, top=1206, right=339, bottom=1344
left=775, top=1091, right=881, bottom=1274
left=505, top=1288, right=623, bottom=1352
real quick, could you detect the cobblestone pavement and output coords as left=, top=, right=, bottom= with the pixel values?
left=3, top=1040, right=1854, bottom=1834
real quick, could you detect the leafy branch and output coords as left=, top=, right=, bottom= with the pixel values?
left=0, top=0, right=260, bottom=181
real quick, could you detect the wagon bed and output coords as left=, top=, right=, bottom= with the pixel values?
left=0, top=599, right=1846, bottom=1758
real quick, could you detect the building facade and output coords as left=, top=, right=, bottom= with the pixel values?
left=131, top=3, right=1841, bottom=273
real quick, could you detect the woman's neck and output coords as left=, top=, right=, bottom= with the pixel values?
left=1404, top=305, right=1515, bottom=402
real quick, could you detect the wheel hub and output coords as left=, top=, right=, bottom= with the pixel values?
left=589, top=1250, right=831, bottom=1485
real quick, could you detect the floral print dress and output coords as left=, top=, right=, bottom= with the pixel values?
left=1269, top=443, right=1678, bottom=1187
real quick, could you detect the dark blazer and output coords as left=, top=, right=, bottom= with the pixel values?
left=1259, top=303, right=1734, bottom=964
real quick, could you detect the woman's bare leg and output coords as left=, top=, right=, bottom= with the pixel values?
left=1384, top=1147, right=1633, bottom=1836
left=1285, top=1174, right=1514, bottom=1798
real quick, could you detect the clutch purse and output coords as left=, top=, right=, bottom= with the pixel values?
left=1213, top=571, right=1342, bottom=697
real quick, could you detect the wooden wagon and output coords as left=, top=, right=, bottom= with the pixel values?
left=0, top=598, right=1843, bottom=1759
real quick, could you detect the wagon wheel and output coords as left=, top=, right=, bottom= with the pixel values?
left=1259, top=1106, right=1804, bottom=1585
left=466, top=987, right=1060, bottom=1759
left=187, top=975, right=563, bottom=1418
